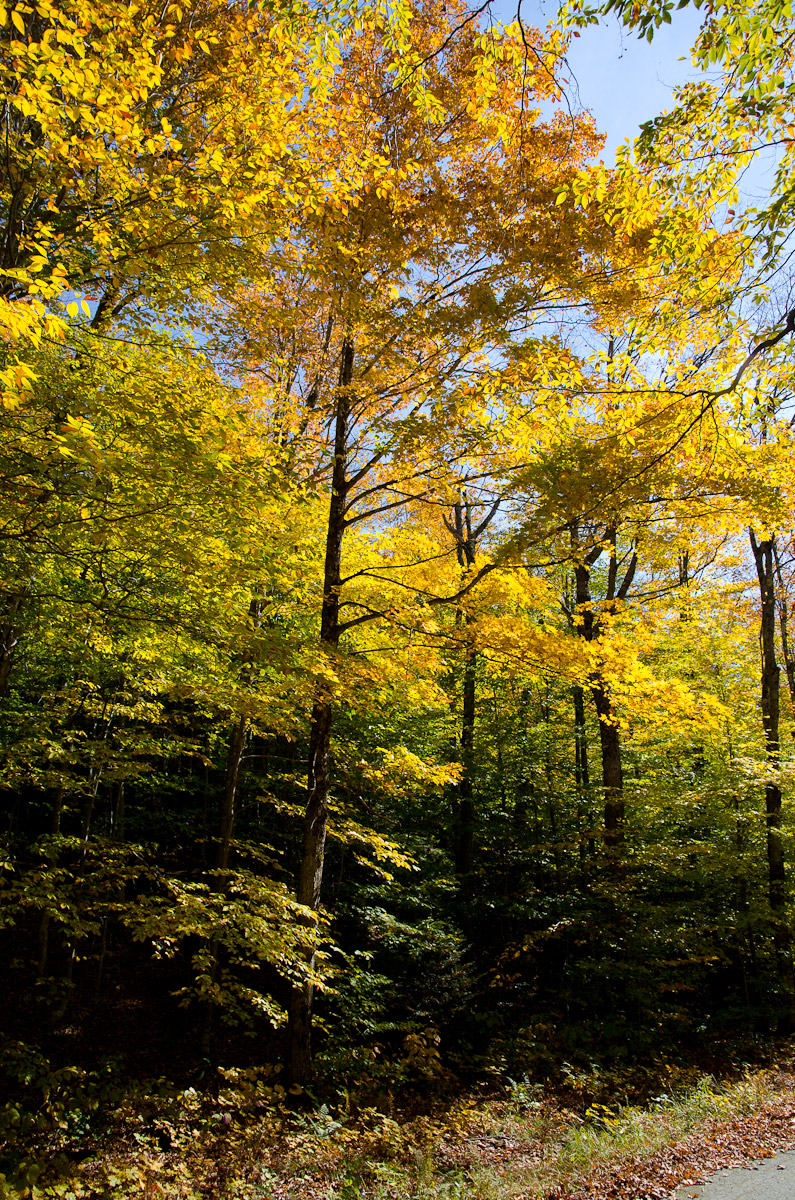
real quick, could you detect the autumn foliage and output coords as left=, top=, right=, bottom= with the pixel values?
left=2, top=0, right=795, bottom=1192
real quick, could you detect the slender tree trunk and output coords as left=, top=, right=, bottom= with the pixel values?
left=0, top=589, right=27, bottom=698
left=0, top=617, right=19, bottom=697
left=446, top=495, right=498, bottom=876
left=772, top=542, right=795, bottom=726
left=591, top=682, right=624, bottom=852
left=201, top=713, right=248, bottom=1055
left=573, top=684, right=594, bottom=859
left=81, top=770, right=101, bottom=852
left=37, top=786, right=65, bottom=977
left=218, top=714, right=247, bottom=873
left=453, top=498, right=476, bottom=874
left=514, top=688, right=530, bottom=834
left=573, top=685, right=590, bottom=794
left=570, top=535, right=630, bottom=858
left=285, top=337, right=353, bottom=1086
left=749, top=528, right=795, bottom=1024
left=112, top=781, right=125, bottom=843
left=96, top=782, right=126, bottom=997
left=540, top=687, right=561, bottom=889
left=457, top=644, right=476, bottom=873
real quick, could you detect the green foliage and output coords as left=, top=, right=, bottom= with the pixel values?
left=123, top=869, right=323, bottom=1029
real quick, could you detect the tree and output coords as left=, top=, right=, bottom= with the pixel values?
left=565, top=518, right=637, bottom=855
left=223, top=0, right=608, bottom=1082
left=443, top=493, right=500, bottom=875
left=748, top=529, right=795, bottom=1023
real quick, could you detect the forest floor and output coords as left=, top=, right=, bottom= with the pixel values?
left=9, top=1062, right=795, bottom=1200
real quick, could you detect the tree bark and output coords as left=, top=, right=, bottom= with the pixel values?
left=0, top=588, right=29, bottom=698
left=445, top=495, right=498, bottom=876
left=772, top=542, right=795, bottom=726
left=37, top=785, right=65, bottom=977
left=572, top=684, right=594, bottom=859
left=112, top=781, right=125, bottom=843
left=218, top=714, right=247, bottom=873
left=455, top=497, right=477, bottom=873
left=200, top=713, right=248, bottom=1056
left=457, top=645, right=476, bottom=874
left=591, top=681, right=624, bottom=852
left=749, top=528, right=795, bottom=1024
left=567, top=523, right=635, bottom=858
left=285, top=336, right=353, bottom=1086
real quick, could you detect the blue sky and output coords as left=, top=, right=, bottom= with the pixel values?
left=561, top=7, right=704, bottom=158
left=557, top=6, right=781, bottom=203
left=489, top=0, right=705, bottom=160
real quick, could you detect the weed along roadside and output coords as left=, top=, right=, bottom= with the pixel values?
left=4, top=1067, right=795, bottom=1198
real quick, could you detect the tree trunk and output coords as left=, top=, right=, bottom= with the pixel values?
left=457, top=644, right=476, bottom=873
left=453, top=497, right=476, bottom=875
left=749, top=528, right=795, bottom=1024
left=37, top=786, right=65, bottom=977
left=285, top=337, right=353, bottom=1086
left=201, top=713, right=249, bottom=1056
left=112, top=781, right=125, bottom=843
left=0, top=589, right=27, bottom=698
left=573, top=684, right=594, bottom=859
left=772, top=542, right=795, bottom=726
left=218, top=714, right=247, bottom=873
left=569, top=524, right=634, bottom=859
left=81, top=770, right=101, bottom=852
left=446, top=495, right=498, bottom=876
left=591, top=681, right=624, bottom=853
left=96, top=782, right=126, bottom=997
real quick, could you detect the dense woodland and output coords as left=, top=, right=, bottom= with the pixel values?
left=3, top=0, right=795, bottom=1187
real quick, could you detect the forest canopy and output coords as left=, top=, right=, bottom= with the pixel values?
left=2, top=0, right=795, bottom=1192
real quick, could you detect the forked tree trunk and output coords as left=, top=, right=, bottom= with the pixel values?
left=568, top=522, right=635, bottom=859
left=445, top=496, right=499, bottom=877
left=285, top=338, right=353, bottom=1086
left=749, top=529, right=795, bottom=1024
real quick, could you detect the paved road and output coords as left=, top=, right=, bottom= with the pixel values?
left=676, top=1150, right=795, bottom=1199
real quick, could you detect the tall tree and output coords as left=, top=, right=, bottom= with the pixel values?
left=565, top=520, right=637, bottom=854
left=443, top=494, right=500, bottom=875
left=748, top=529, right=795, bottom=1024
left=263, top=0, right=605, bottom=1082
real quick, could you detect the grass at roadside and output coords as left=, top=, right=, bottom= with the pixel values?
left=3, top=1065, right=795, bottom=1199
left=328, top=1069, right=795, bottom=1200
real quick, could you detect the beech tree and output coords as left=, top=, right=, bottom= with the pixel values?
left=209, top=0, right=614, bottom=1082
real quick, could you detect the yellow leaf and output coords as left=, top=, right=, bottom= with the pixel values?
left=11, top=7, right=24, bottom=32
left=66, top=301, right=78, bottom=318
